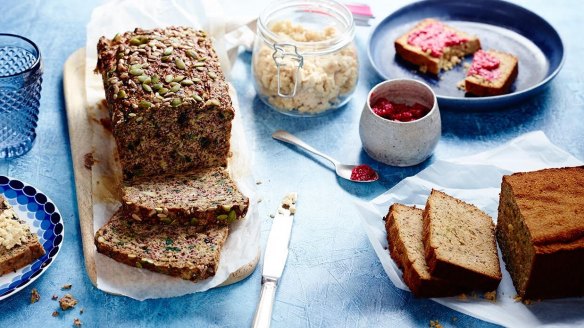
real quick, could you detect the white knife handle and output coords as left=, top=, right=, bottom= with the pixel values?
left=252, top=277, right=278, bottom=328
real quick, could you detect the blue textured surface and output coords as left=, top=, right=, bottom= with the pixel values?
left=0, top=0, right=582, bottom=327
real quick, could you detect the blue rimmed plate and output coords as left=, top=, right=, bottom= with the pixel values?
left=0, top=176, right=63, bottom=300
left=368, top=0, right=565, bottom=110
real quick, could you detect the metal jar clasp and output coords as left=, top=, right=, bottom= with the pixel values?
left=272, top=43, right=304, bottom=98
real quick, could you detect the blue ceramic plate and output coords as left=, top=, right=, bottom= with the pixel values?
left=0, top=176, right=63, bottom=300
left=368, top=0, right=565, bottom=110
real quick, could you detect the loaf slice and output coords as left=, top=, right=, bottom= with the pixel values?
left=95, top=209, right=228, bottom=282
left=385, top=204, right=468, bottom=297
left=96, top=27, right=235, bottom=181
left=423, top=190, right=502, bottom=291
left=121, top=167, right=249, bottom=227
left=497, top=166, right=584, bottom=299
left=465, top=50, right=518, bottom=96
left=395, top=18, right=481, bottom=75
left=0, top=196, right=45, bottom=275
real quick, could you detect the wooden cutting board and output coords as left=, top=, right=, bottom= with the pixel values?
left=63, top=48, right=258, bottom=290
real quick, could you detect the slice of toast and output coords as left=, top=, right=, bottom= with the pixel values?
left=395, top=18, right=481, bottom=75
left=423, top=190, right=502, bottom=291
left=465, top=50, right=518, bottom=96
left=385, top=204, right=468, bottom=297
left=94, top=209, right=228, bottom=282
left=0, top=196, right=45, bottom=275
left=121, top=167, right=249, bottom=227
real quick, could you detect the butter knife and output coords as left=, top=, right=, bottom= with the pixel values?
left=252, top=193, right=297, bottom=328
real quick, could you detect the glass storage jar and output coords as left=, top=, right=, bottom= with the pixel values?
left=252, top=0, right=358, bottom=116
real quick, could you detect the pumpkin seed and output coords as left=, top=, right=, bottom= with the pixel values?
left=129, top=68, right=144, bottom=76
left=192, top=94, right=203, bottom=102
left=165, top=74, right=174, bottom=83
left=129, top=37, right=142, bottom=45
left=163, top=47, right=173, bottom=56
left=193, top=62, right=205, bottom=67
left=204, top=98, right=221, bottom=107
left=158, top=88, right=169, bottom=95
left=117, top=90, right=127, bottom=98
left=142, top=84, right=153, bottom=92
left=128, top=113, right=137, bottom=117
left=181, top=79, right=194, bottom=85
left=151, top=74, right=160, bottom=83
left=170, top=84, right=181, bottom=93
left=186, top=50, right=197, bottom=58
left=175, top=58, right=186, bottom=70
left=173, top=75, right=185, bottom=82
left=171, top=98, right=182, bottom=107
left=161, top=56, right=171, bottom=62
left=139, top=100, right=152, bottom=108
left=137, top=75, right=150, bottom=83
left=152, top=83, right=163, bottom=91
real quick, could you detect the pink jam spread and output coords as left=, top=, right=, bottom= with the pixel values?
left=350, top=165, right=378, bottom=182
left=467, top=50, right=501, bottom=81
left=407, top=22, right=467, bottom=57
left=371, top=98, right=431, bottom=122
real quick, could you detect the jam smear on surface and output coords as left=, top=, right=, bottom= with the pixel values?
left=467, top=50, right=501, bottom=81
left=350, top=165, right=378, bottom=182
left=371, top=98, right=431, bottom=122
left=407, top=22, right=467, bottom=57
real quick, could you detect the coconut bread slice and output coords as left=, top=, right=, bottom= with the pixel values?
left=95, top=209, right=228, bottom=282
left=423, top=189, right=502, bottom=291
left=386, top=204, right=468, bottom=297
left=0, top=196, right=45, bottom=275
left=121, top=167, right=248, bottom=227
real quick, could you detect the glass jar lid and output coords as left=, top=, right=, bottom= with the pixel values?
left=257, top=0, right=356, bottom=56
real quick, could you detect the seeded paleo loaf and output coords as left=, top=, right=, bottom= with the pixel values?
left=395, top=18, right=481, bottom=75
left=465, top=50, right=518, bottom=96
left=497, top=167, right=584, bottom=299
left=0, top=196, right=45, bottom=275
left=94, top=209, right=229, bottom=282
left=423, top=190, right=502, bottom=291
left=122, top=167, right=249, bottom=226
left=385, top=204, right=467, bottom=297
left=96, top=26, right=234, bottom=181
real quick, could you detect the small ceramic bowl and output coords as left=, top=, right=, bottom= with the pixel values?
left=359, top=79, right=441, bottom=166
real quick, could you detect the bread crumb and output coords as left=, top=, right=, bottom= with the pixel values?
left=73, top=318, right=82, bottom=327
left=457, top=293, right=467, bottom=301
left=59, top=294, right=78, bottom=310
left=80, top=308, right=84, bottom=314
left=513, top=294, right=522, bottom=302
left=451, top=316, right=458, bottom=322
left=523, top=298, right=532, bottom=305
left=52, top=294, right=58, bottom=300
left=256, top=180, right=262, bottom=185
left=31, top=288, right=40, bottom=304
left=429, top=320, right=443, bottom=328
left=257, top=198, right=262, bottom=203
left=62, top=283, right=72, bottom=290
left=269, top=213, right=275, bottom=218
left=484, top=290, right=497, bottom=302
left=52, top=311, right=59, bottom=317
left=84, top=153, right=95, bottom=170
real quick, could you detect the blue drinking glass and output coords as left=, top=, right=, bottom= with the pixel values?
left=0, top=34, right=43, bottom=159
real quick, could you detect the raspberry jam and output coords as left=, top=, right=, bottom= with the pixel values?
left=467, top=50, right=501, bottom=81
left=407, top=22, right=467, bottom=57
left=350, top=164, right=378, bottom=182
left=371, top=98, right=431, bottom=122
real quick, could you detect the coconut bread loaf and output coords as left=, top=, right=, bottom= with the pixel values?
left=95, top=209, right=228, bottom=282
left=465, top=49, right=518, bottom=96
left=395, top=19, right=481, bottom=75
left=0, top=196, right=45, bottom=275
left=423, top=190, right=502, bottom=291
left=496, top=166, right=584, bottom=299
left=122, top=167, right=249, bottom=227
left=385, top=204, right=468, bottom=297
left=96, top=26, right=234, bottom=181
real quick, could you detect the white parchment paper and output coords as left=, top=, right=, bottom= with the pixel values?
left=84, top=0, right=259, bottom=300
left=356, top=131, right=584, bottom=327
